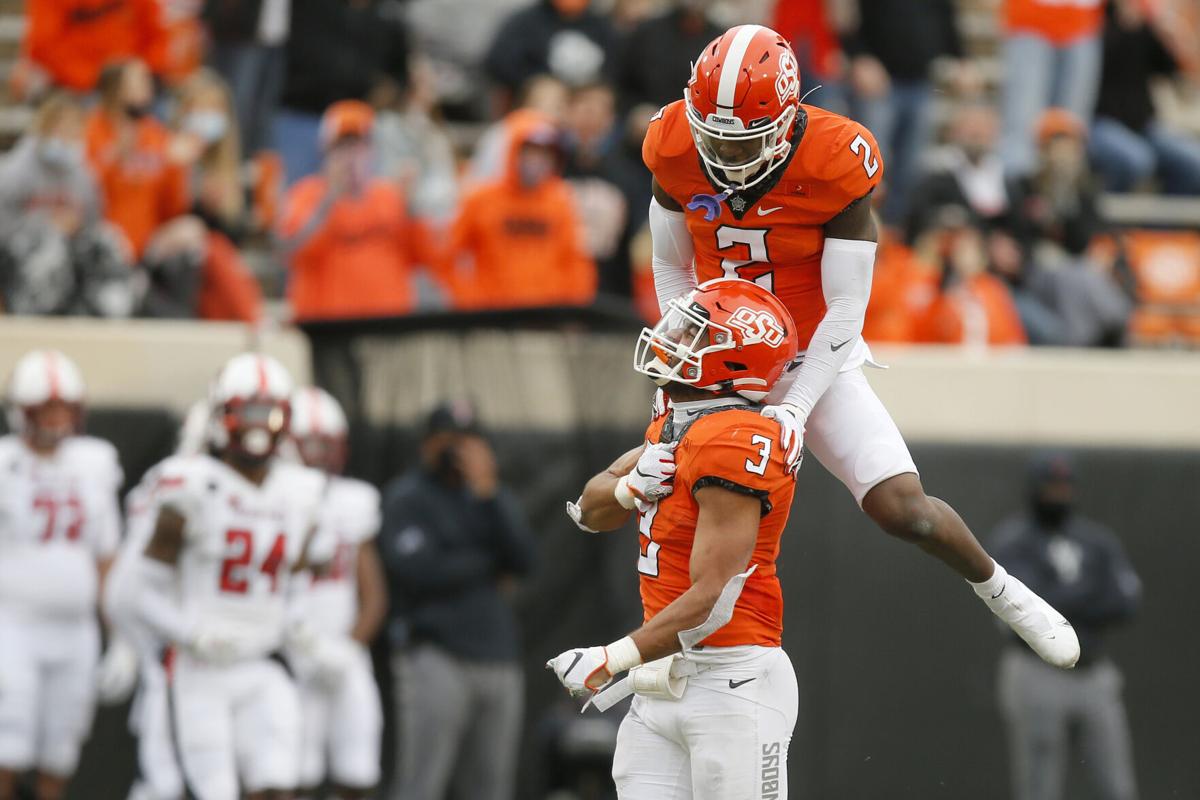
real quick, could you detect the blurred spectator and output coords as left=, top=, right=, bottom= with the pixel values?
left=989, top=453, right=1141, bottom=800
left=468, top=74, right=569, bottom=183
left=484, top=0, right=616, bottom=99
left=863, top=235, right=939, bottom=343
left=159, top=0, right=205, bottom=83
left=374, top=56, right=461, bottom=226
left=1089, top=0, right=1200, bottom=194
left=613, top=0, right=720, bottom=112
left=276, top=0, right=410, bottom=184
left=85, top=60, right=190, bottom=260
left=1025, top=238, right=1132, bottom=348
left=772, top=0, right=847, bottom=112
left=907, top=103, right=1027, bottom=243
left=1019, top=110, right=1104, bottom=258
left=278, top=101, right=438, bottom=321
left=16, top=0, right=169, bottom=98
left=842, top=0, right=974, bottom=224
left=0, top=93, right=136, bottom=317
left=205, top=0, right=291, bottom=156
left=912, top=208, right=1028, bottom=346
left=170, top=68, right=247, bottom=240
left=380, top=404, right=535, bottom=800
left=563, top=82, right=645, bottom=297
left=999, top=0, right=1106, bottom=176
left=445, top=112, right=596, bottom=309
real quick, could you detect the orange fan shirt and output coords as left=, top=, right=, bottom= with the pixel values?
left=1004, top=0, right=1106, bottom=45
left=644, top=101, right=883, bottom=351
left=636, top=406, right=796, bottom=648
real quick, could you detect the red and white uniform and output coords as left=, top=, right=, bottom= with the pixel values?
left=613, top=400, right=799, bottom=800
left=294, top=476, right=383, bottom=790
left=154, top=453, right=326, bottom=800
left=0, top=434, right=122, bottom=775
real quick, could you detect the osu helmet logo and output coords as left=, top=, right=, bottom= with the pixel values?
left=775, top=50, right=800, bottom=106
left=728, top=306, right=787, bottom=348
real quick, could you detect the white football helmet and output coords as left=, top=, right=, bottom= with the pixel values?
left=5, top=349, right=86, bottom=450
left=288, top=386, right=348, bottom=474
left=207, top=353, right=293, bottom=464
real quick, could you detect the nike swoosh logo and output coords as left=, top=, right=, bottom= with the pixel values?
left=991, top=583, right=1006, bottom=600
left=728, top=678, right=756, bottom=689
left=563, top=651, right=585, bottom=677
left=831, top=337, right=853, bottom=352
left=756, top=206, right=782, bottom=216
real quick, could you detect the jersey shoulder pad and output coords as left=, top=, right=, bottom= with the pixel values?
left=328, top=476, right=382, bottom=542
left=643, top=101, right=693, bottom=182
left=271, top=460, right=329, bottom=504
left=795, top=106, right=883, bottom=207
left=151, top=453, right=217, bottom=523
left=677, top=409, right=788, bottom=505
left=61, top=436, right=124, bottom=490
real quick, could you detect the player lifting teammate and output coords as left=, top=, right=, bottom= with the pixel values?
left=550, top=278, right=802, bottom=799
left=642, top=24, right=1078, bottom=668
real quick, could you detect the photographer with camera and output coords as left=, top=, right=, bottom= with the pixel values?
left=379, top=402, right=536, bottom=800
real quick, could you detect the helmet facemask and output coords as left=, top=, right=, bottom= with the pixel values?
left=634, top=297, right=737, bottom=390
left=21, top=399, right=83, bottom=453
left=219, top=398, right=290, bottom=468
left=685, top=95, right=796, bottom=191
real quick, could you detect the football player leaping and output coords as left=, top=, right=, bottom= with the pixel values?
left=0, top=350, right=123, bottom=800
left=643, top=24, right=1077, bottom=668
left=550, top=278, right=802, bottom=799
left=127, top=354, right=330, bottom=800
left=286, top=387, right=387, bottom=800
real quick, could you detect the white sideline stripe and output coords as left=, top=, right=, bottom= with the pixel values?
left=715, top=25, right=763, bottom=112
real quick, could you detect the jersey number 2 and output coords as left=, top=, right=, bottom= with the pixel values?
left=219, top=529, right=287, bottom=594
left=716, top=226, right=773, bottom=293
left=849, top=135, right=880, bottom=178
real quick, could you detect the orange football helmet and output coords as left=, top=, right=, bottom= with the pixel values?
left=685, top=24, right=802, bottom=190
left=635, top=278, right=799, bottom=401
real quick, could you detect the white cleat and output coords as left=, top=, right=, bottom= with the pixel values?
left=976, top=569, right=1080, bottom=669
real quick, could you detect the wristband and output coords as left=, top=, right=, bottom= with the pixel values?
left=604, top=635, right=643, bottom=674
left=614, top=475, right=639, bottom=510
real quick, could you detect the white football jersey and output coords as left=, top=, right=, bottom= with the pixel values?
left=103, top=463, right=170, bottom=654
left=301, top=476, right=381, bottom=637
left=153, top=453, right=328, bottom=658
left=0, top=435, right=122, bottom=617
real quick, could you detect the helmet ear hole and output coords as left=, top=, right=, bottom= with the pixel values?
left=724, top=361, right=748, bottom=373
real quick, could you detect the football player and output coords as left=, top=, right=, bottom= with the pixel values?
left=127, top=353, right=328, bottom=800
left=286, top=387, right=386, bottom=800
left=0, top=350, right=123, bottom=800
left=643, top=24, right=1078, bottom=668
left=550, top=278, right=802, bottom=799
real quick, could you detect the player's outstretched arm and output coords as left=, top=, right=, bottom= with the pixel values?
left=569, top=442, right=679, bottom=532
left=629, top=486, right=760, bottom=663
left=549, top=485, right=760, bottom=695
left=570, top=445, right=642, bottom=532
left=131, top=507, right=191, bottom=645
left=649, top=178, right=697, bottom=314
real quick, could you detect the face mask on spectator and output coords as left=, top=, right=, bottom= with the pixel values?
left=517, top=149, right=557, bottom=188
left=124, top=102, right=152, bottom=120
left=37, top=138, right=83, bottom=170
left=184, top=110, right=229, bottom=144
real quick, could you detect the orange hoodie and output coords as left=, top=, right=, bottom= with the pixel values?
left=85, top=111, right=190, bottom=258
left=25, top=0, right=170, bottom=91
left=445, top=112, right=597, bottom=309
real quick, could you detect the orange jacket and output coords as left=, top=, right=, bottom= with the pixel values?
left=863, top=243, right=940, bottom=343
left=198, top=232, right=262, bottom=323
left=25, top=0, right=170, bottom=91
left=85, top=112, right=190, bottom=258
left=445, top=113, right=596, bottom=309
left=280, top=177, right=436, bottom=321
left=914, top=274, right=1028, bottom=346
left=1004, top=0, right=1106, bottom=45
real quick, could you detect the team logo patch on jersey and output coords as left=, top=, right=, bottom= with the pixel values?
left=729, top=307, right=787, bottom=348
left=775, top=50, right=800, bottom=106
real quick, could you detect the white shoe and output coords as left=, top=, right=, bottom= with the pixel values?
left=976, top=568, right=1080, bottom=669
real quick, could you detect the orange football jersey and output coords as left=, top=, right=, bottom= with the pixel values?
left=643, top=100, right=883, bottom=350
left=636, top=406, right=796, bottom=648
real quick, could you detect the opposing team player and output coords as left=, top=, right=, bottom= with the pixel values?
left=127, top=353, right=327, bottom=800
left=286, top=387, right=386, bottom=800
left=550, top=278, right=801, bottom=799
left=643, top=24, right=1078, bottom=667
left=0, top=350, right=123, bottom=800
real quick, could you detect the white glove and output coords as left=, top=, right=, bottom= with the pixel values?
left=615, top=442, right=678, bottom=511
left=761, top=403, right=805, bottom=474
left=651, top=388, right=671, bottom=421
left=96, top=638, right=140, bottom=704
left=546, top=646, right=613, bottom=697
left=188, top=621, right=268, bottom=665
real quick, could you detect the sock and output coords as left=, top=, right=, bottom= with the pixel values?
left=968, top=559, right=1007, bottom=600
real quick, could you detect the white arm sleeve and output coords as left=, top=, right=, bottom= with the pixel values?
left=131, top=557, right=193, bottom=646
left=649, top=197, right=697, bottom=314
left=780, top=238, right=877, bottom=420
